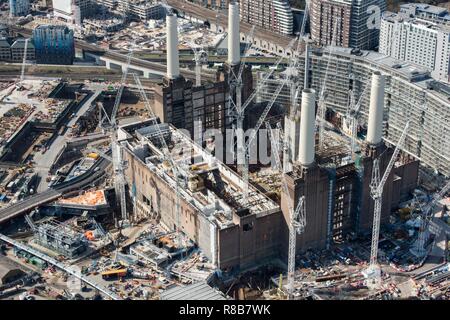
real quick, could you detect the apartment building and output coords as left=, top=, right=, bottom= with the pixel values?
left=0, top=37, right=35, bottom=62
left=399, top=3, right=450, bottom=26
left=379, top=12, right=450, bottom=84
left=310, top=0, right=352, bottom=47
left=310, top=0, right=387, bottom=49
left=258, top=47, right=450, bottom=177
left=9, top=0, right=30, bottom=17
left=240, top=0, right=294, bottom=35
left=32, top=25, right=75, bottom=65
left=52, top=0, right=95, bottom=24
left=0, top=38, right=12, bottom=61
left=10, top=38, right=35, bottom=62
left=117, top=0, right=164, bottom=21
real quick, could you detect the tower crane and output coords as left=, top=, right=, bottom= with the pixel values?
left=240, top=75, right=290, bottom=202
left=131, top=73, right=183, bottom=247
left=227, top=25, right=255, bottom=176
left=100, top=49, right=134, bottom=226
left=266, top=121, right=306, bottom=300
left=235, top=37, right=296, bottom=115
left=19, top=38, right=29, bottom=83
left=365, top=121, right=410, bottom=280
left=344, top=80, right=370, bottom=155
left=411, top=180, right=450, bottom=257
left=187, top=37, right=208, bottom=87
left=299, top=0, right=310, bottom=38
left=316, top=17, right=340, bottom=151
left=234, top=36, right=299, bottom=203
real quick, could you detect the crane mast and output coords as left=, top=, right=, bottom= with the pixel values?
left=316, top=16, right=340, bottom=151
left=132, top=74, right=183, bottom=247
left=107, top=49, right=134, bottom=225
left=188, top=36, right=208, bottom=87
left=411, top=180, right=450, bottom=257
left=266, top=122, right=306, bottom=300
left=20, top=38, right=28, bottom=83
left=227, top=27, right=293, bottom=204
left=344, top=80, right=370, bottom=155
left=366, top=121, right=410, bottom=278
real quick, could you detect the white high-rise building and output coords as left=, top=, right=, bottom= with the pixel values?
left=52, top=0, right=94, bottom=24
left=380, top=12, right=450, bottom=84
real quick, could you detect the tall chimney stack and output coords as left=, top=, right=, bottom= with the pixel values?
left=366, top=71, right=385, bottom=145
left=298, top=89, right=316, bottom=166
left=166, top=14, right=180, bottom=79
left=227, top=2, right=240, bottom=66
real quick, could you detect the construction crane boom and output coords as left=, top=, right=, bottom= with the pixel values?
left=240, top=76, right=289, bottom=202
left=367, top=121, right=410, bottom=275
left=344, top=80, right=370, bottom=154
left=111, top=50, right=133, bottom=124
left=100, top=48, right=134, bottom=225
left=316, top=18, right=340, bottom=151
left=238, top=38, right=296, bottom=114
left=188, top=30, right=209, bottom=87
left=132, top=74, right=183, bottom=246
left=20, top=38, right=28, bottom=83
left=266, top=121, right=305, bottom=300
left=412, top=180, right=450, bottom=257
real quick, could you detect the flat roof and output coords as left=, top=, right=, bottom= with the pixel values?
left=160, top=281, right=229, bottom=300
left=125, top=123, right=280, bottom=229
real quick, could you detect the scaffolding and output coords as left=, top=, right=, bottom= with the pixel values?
left=34, top=220, right=87, bottom=258
left=257, top=47, right=450, bottom=177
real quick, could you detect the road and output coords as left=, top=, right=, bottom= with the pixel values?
left=132, top=53, right=285, bottom=65
left=0, top=85, right=112, bottom=224
left=0, top=232, right=121, bottom=300
left=0, top=156, right=110, bottom=225
left=34, top=89, right=102, bottom=192
left=0, top=74, right=160, bottom=87
left=9, top=25, right=216, bottom=81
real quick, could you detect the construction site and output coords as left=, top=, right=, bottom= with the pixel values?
left=0, top=1, right=448, bottom=301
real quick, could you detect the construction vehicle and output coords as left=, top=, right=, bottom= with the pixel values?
left=101, top=268, right=128, bottom=280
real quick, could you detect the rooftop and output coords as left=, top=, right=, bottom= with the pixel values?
left=123, top=122, right=279, bottom=230
left=318, top=46, right=433, bottom=84
left=160, top=281, right=228, bottom=300
left=58, top=189, right=108, bottom=207
left=400, top=3, right=449, bottom=17
left=382, top=11, right=450, bottom=33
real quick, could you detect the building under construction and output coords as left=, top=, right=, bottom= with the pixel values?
left=153, top=9, right=253, bottom=148
left=118, top=2, right=421, bottom=271
left=32, top=220, right=87, bottom=258
left=96, top=0, right=164, bottom=21
left=274, top=71, right=419, bottom=256
left=122, top=122, right=281, bottom=271
left=259, top=46, right=450, bottom=177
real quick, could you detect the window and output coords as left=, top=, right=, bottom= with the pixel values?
left=243, top=222, right=254, bottom=232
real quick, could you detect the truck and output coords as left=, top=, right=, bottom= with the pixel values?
left=101, top=268, right=128, bottom=280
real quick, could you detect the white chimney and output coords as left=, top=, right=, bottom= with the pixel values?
left=298, top=89, right=316, bottom=166
left=366, top=71, right=385, bottom=145
left=166, top=14, right=180, bottom=79
left=227, top=2, right=240, bottom=66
